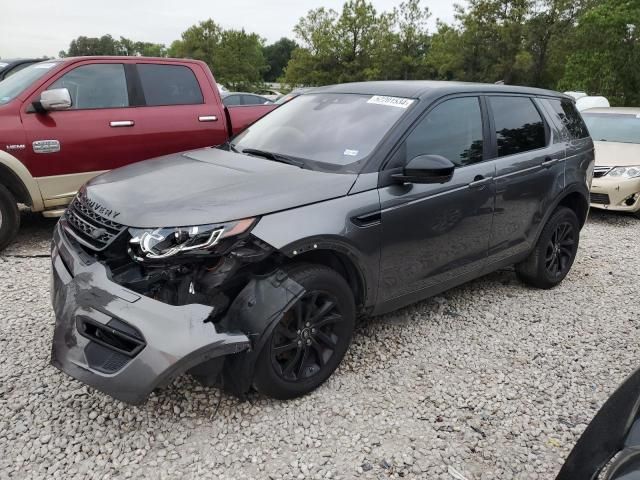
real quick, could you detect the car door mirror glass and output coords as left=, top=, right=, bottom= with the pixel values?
left=38, top=88, right=72, bottom=111
left=393, top=154, right=455, bottom=184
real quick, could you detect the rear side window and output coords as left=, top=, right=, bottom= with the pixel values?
left=137, top=64, right=203, bottom=106
left=49, top=64, right=129, bottom=110
left=223, top=95, right=242, bottom=106
left=547, top=98, right=589, bottom=139
left=405, top=96, right=484, bottom=167
left=489, top=96, right=546, bottom=157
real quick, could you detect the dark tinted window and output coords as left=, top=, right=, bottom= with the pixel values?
left=223, top=94, right=242, bottom=106
left=405, top=96, right=484, bottom=167
left=50, top=64, right=128, bottom=109
left=548, top=98, right=589, bottom=139
left=490, top=96, right=546, bottom=157
left=137, top=64, right=203, bottom=106
left=242, top=94, right=268, bottom=105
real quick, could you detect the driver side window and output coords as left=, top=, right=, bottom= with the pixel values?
left=405, top=96, right=484, bottom=167
left=48, top=64, right=129, bottom=110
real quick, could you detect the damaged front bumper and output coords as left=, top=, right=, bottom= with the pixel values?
left=50, top=223, right=303, bottom=404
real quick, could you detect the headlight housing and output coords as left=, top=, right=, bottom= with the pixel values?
left=607, top=166, right=640, bottom=179
left=129, top=218, right=256, bottom=260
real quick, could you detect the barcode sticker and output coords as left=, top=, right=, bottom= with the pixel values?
left=367, top=95, right=414, bottom=109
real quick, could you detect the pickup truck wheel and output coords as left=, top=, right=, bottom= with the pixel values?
left=515, top=206, right=579, bottom=289
left=253, top=264, right=355, bottom=400
left=0, top=184, right=20, bottom=252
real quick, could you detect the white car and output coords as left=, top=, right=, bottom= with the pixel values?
left=583, top=107, right=640, bottom=217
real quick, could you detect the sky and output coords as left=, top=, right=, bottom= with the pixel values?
left=0, top=0, right=458, bottom=59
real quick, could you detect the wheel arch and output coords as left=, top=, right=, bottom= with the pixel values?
left=280, top=240, right=372, bottom=314
left=0, top=150, right=43, bottom=210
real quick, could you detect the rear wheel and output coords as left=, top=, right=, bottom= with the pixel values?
left=0, top=184, right=19, bottom=252
left=516, top=206, right=580, bottom=289
left=253, top=264, right=355, bottom=399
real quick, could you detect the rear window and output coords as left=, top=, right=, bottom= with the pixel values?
left=489, top=96, right=546, bottom=157
left=137, top=64, right=203, bottom=106
left=547, top=99, right=589, bottom=139
left=582, top=113, right=640, bottom=144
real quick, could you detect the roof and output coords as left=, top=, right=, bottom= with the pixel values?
left=582, top=107, right=640, bottom=115
left=58, top=56, right=204, bottom=64
left=311, top=80, right=568, bottom=100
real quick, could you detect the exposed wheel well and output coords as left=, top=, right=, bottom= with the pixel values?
left=0, top=164, right=31, bottom=206
left=285, top=249, right=365, bottom=310
left=557, top=191, right=589, bottom=227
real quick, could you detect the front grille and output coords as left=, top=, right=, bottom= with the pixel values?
left=63, top=194, right=126, bottom=251
left=590, top=193, right=611, bottom=204
left=593, top=166, right=611, bottom=178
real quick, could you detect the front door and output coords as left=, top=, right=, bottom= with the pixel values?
left=21, top=62, right=139, bottom=204
left=377, top=96, right=496, bottom=310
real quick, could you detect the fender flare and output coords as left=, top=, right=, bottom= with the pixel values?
left=532, top=183, right=590, bottom=246
left=0, top=150, right=44, bottom=211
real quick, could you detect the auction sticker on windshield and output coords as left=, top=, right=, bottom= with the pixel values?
left=34, top=63, right=57, bottom=69
left=367, top=95, right=414, bottom=109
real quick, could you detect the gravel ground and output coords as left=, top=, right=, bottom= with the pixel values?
left=0, top=209, right=638, bottom=480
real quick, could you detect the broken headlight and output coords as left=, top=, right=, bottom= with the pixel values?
left=129, top=218, right=256, bottom=260
left=607, top=166, right=640, bottom=179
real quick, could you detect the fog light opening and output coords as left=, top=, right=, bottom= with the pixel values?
left=624, top=194, right=639, bottom=207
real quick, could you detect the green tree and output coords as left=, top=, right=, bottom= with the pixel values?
left=263, top=37, right=298, bottom=82
left=60, top=35, right=167, bottom=57
left=169, top=19, right=268, bottom=90
left=559, top=0, right=640, bottom=105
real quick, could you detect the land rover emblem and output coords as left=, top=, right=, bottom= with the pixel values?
left=90, top=227, right=108, bottom=240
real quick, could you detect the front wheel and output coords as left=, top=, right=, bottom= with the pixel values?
left=516, top=206, right=580, bottom=289
left=253, top=264, right=356, bottom=399
left=0, top=184, right=20, bottom=252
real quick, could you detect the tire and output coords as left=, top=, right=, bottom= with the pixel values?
left=0, top=184, right=20, bottom=252
left=515, top=206, right=580, bottom=289
left=253, top=264, right=356, bottom=399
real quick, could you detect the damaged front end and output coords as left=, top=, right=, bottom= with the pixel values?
left=50, top=195, right=304, bottom=404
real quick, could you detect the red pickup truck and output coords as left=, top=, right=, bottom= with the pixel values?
left=0, top=56, right=276, bottom=250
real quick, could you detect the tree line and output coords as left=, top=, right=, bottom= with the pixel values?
left=59, top=0, right=639, bottom=105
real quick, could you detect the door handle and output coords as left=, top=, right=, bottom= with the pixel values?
left=468, top=176, right=493, bottom=189
left=110, top=120, right=134, bottom=127
left=198, top=115, right=218, bottom=122
left=541, top=157, right=559, bottom=168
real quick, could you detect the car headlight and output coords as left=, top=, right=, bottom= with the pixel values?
left=129, top=218, right=256, bottom=259
left=607, top=166, right=640, bottom=179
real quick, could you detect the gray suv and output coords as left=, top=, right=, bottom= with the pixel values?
left=50, top=81, right=594, bottom=403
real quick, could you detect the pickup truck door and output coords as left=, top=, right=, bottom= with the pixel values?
left=20, top=60, right=228, bottom=206
left=21, top=62, right=140, bottom=205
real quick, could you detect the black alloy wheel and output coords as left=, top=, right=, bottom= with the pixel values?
left=516, top=206, right=580, bottom=289
left=544, top=221, right=576, bottom=278
left=270, top=291, right=342, bottom=382
left=253, top=264, right=355, bottom=399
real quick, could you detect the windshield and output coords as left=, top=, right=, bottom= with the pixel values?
left=583, top=113, right=640, bottom=144
left=231, top=93, right=414, bottom=172
left=0, top=61, right=60, bottom=105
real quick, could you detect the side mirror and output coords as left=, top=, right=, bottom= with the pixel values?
left=37, top=88, right=72, bottom=112
left=392, top=154, right=455, bottom=184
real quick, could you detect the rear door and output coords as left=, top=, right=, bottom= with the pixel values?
left=486, top=95, right=565, bottom=264
left=127, top=62, right=228, bottom=158
left=377, top=95, right=496, bottom=309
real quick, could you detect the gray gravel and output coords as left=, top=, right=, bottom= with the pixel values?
left=0, top=209, right=638, bottom=480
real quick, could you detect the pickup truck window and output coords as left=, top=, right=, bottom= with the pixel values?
left=137, top=64, right=204, bottom=106
left=49, top=64, right=129, bottom=110
left=0, top=61, right=61, bottom=105
left=232, top=93, right=412, bottom=172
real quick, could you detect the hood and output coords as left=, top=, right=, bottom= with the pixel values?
left=83, top=148, right=358, bottom=227
left=594, top=141, right=640, bottom=167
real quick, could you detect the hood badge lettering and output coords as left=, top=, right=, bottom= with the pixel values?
left=79, top=192, right=121, bottom=219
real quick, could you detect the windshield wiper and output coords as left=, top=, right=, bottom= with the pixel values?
left=241, top=148, right=305, bottom=168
